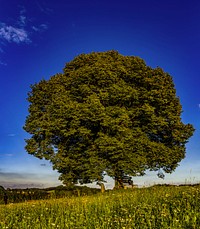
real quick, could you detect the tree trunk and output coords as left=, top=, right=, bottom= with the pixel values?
left=97, top=181, right=105, bottom=193
left=100, top=183, right=105, bottom=193
left=114, top=177, right=124, bottom=189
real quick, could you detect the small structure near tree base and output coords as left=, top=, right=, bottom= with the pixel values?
left=114, top=175, right=137, bottom=189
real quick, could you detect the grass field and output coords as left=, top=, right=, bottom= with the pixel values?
left=1, top=185, right=200, bottom=228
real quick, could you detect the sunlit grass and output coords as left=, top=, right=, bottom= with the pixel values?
left=1, top=185, right=200, bottom=228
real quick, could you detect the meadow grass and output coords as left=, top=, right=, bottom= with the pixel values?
left=1, top=185, right=200, bottom=228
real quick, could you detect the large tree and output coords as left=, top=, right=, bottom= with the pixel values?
left=24, top=50, right=194, bottom=188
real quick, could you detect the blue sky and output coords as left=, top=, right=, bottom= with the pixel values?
left=0, top=0, right=200, bottom=189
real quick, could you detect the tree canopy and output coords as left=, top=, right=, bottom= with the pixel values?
left=24, top=50, right=194, bottom=188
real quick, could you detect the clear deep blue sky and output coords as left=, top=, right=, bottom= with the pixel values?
left=0, top=0, right=200, bottom=189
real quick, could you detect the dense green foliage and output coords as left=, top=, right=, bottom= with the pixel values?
left=1, top=186, right=200, bottom=228
left=24, top=50, right=194, bottom=187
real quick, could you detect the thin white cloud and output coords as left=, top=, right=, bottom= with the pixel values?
left=19, top=5, right=26, bottom=15
left=19, top=15, right=26, bottom=27
left=7, top=133, right=16, bottom=137
left=36, top=1, right=53, bottom=15
left=0, top=25, right=31, bottom=44
left=17, top=6, right=27, bottom=27
left=0, top=5, right=49, bottom=66
left=0, top=6, right=48, bottom=46
left=40, top=24, right=48, bottom=30
left=32, top=23, right=48, bottom=32
left=32, top=26, right=39, bottom=32
left=0, top=61, right=7, bottom=66
left=5, top=154, right=14, bottom=157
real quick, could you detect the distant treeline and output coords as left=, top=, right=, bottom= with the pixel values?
left=2, top=183, right=200, bottom=205
left=0, top=185, right=100, bottom=204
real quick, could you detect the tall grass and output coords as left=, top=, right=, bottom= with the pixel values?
left=1, top=185, right=200, bottom=228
